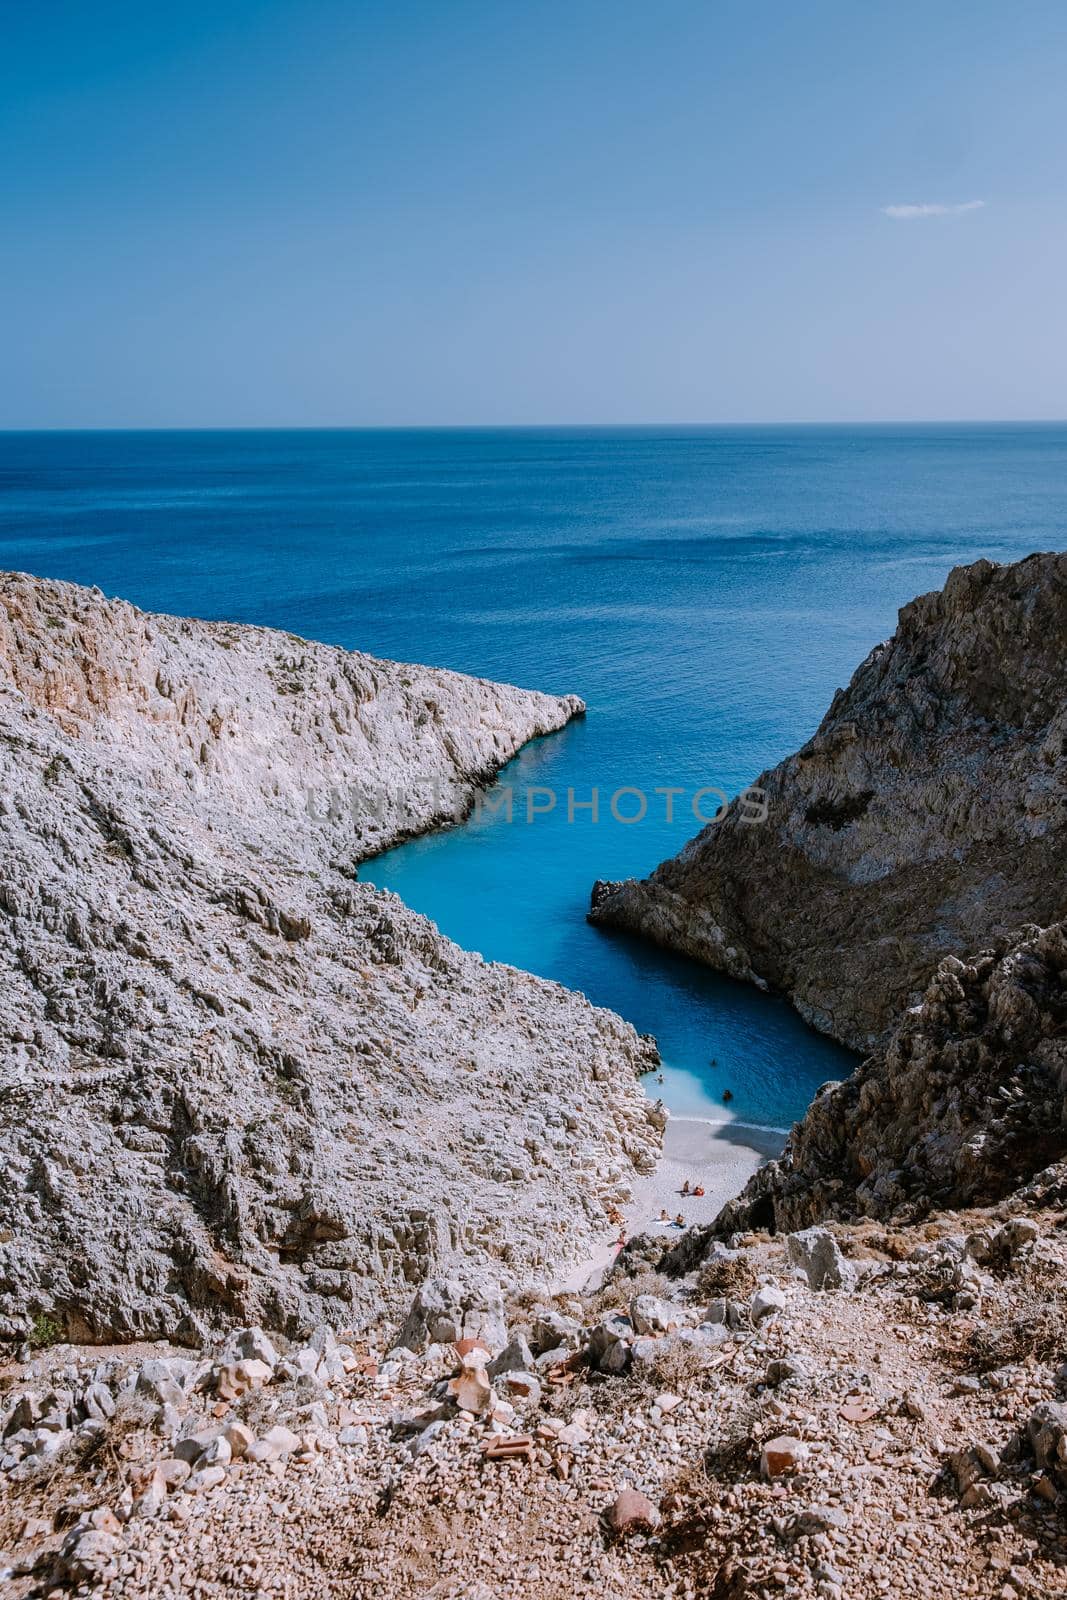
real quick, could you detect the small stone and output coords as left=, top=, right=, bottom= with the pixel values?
left=766, top=1356, right=808, bottom=1386
left=750, top=1284, right=787, bottom=1323
left=605, top=1488, right=660, bottom=1535
left=214, top=1358, right=273, bottom=1401
left=196, top=1434, right=232, bottom=1469
left=487, top=1335, right=536, bottom=1377
left=186, top=1464, right=227, bottom=1494
left=246, top=1427, right=300, bottom=1465
left=229, top=1326, right=279, bottom=1368
left=86, top=1507, right=122, bottom=1535
left=599, top=1339, right=631, bottom=1375
left=529, top=1309, right=581, bottom=1354
left=174, top=1430, right=218, bottom=1465
left=1028, top=1402, right=1067, bottom=1473
left=587, top=1313, right=633, bottom=1361
left=706, top=1298, right=747, bottom=1330
left=795, top=1504, right=849, bottom=1532
left=761, top=1435, right=809, bottom=1478
left=222, top=1421, right=255, bottom=1460
left=497, top=1371, right=542, bottom=1406
left=80, top=1381, right=115, bottom=1422
left=448, top=1362, right=493, bottom=1415
left=55, top=1528, right=119, bottom=1583
left=156, top=1457, right=191, bottom=1490
left=135, top=1360, right=185, bottom=1408
left=1000, top=1217, right=1039, bottom=1255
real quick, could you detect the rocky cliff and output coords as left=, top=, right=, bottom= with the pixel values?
left=590, top=553, right=1067, bottom=1052
left=0, top=573, right=662, bottom=1344
left=712, top=917, right=1067, bottom=1235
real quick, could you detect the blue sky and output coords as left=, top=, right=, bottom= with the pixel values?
left=2, top=0, right=1065, bottom=425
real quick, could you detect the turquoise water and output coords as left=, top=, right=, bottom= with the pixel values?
left=3, top=424, right=1066, bottom=1126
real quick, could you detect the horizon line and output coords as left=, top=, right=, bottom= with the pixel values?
left=2, top=417, right=1066, bottom=435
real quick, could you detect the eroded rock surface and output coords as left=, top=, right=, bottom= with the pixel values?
left=714, top=917, right=1067, bottom=1233
left=590, top=554, right=1067, bottom=1050
left=0, top=573, right=661, bottom=1342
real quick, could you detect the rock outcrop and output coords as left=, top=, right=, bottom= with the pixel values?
left=590, top=553, right=1067, bottom=1051
left=0, top=573, right=662, bottom=1343
left=714, top=918, right=1067, bottom=1233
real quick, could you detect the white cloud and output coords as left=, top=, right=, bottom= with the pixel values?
left=881, top=200, right=986, bottom=220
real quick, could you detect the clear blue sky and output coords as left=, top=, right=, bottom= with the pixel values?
left=2, top=0, right=1065, bottom=426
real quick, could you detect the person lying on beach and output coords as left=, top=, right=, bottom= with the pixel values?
left=693, top=1185, right=705, bottom=1197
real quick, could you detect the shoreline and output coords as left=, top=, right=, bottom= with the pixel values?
left=559, top=1113, right=786, bottom=1293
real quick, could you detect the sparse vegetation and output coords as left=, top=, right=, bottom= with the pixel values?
left=28, top=1311, right=63, bottom=1349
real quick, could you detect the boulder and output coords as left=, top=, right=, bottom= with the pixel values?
left=786, top=1228, right=854, bottom=1291
left=398, top=1277, right=507, bottom=1354
left=1029, top=1401, right=1067, bottom=1478
left=487, top=1334, right=536, bottom=1378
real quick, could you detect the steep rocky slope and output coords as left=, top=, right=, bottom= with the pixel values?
left=590, top=553, right=1067, bottom=1051
left=710, top=918, right=1067, bottom=1236
left=0, top=573, right=662, bottom=1345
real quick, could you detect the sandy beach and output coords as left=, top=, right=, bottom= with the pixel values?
left=559, top=1114, right=786, bottom=1293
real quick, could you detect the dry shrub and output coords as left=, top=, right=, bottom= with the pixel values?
left=639, top=1338, right=717, bottom=1394
left=1, top=1390, right=159, bottom=1543
left=701, top=1390, right=762, bottom=1481
left=963, top=1289, right=1067, bottom=1371
left=78, top=1388, right=159, bottom=1481
left=696, top=1254, right=758, bottom=1305
left=585, top=1266, right=671, bottom=1320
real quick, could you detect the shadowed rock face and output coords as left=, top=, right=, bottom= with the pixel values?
left=713, top=919, right=1067, bottom=1235
left=0, top=573, right=661, bottom=1344
left=590, top=553, right=1067, bottom=1052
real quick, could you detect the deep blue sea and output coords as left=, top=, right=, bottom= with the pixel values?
left=3, top=425, right=1066, bottom=1129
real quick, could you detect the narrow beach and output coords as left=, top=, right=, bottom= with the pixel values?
left=559, top=1113, right=787, bottom=1293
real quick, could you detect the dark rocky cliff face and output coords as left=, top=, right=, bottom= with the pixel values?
left=590, top=553, right=1067, bottom=1053
left=714, top=918, right=1067, bottom=1233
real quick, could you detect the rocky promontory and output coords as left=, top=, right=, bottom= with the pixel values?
left=711, top=916, right=1067, bottom=1235
left=590, top=553, right=1067, bottom=1051
left=0, top=574, right=662, bottom=1345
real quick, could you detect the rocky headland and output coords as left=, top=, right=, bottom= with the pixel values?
left=0, top=573, right=662, bottom=1347
left=590, top=553, right=1067, bottom=1052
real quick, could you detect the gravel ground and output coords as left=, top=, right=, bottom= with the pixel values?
left=4, top=1186, right=1067, bottom=1600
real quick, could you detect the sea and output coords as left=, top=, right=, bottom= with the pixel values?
left=3, top=423, right=1065, bottom=1130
